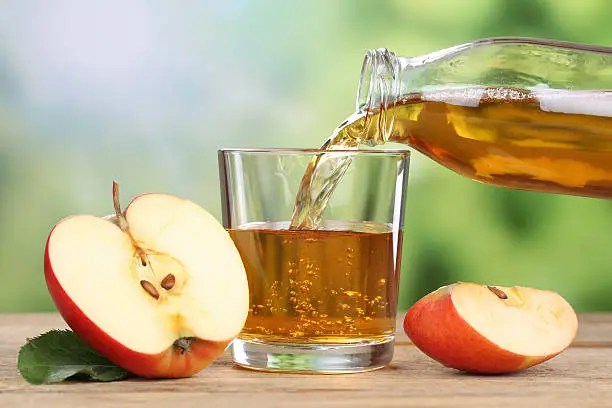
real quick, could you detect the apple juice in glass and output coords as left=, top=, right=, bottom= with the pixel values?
left=219, top=149, right=409, bottom=373
left=229, top=223, right=396, bottom=344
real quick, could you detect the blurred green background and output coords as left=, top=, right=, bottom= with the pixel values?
left=2, top=0, right=612, bottom=313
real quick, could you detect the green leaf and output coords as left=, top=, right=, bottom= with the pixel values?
left=18, top=329, right=129, bottom=384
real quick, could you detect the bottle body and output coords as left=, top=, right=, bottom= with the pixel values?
left=336, top=38, right=612, bottom=198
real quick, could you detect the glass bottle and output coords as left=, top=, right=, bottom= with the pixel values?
left=292, top=37, right=612, bottom=230
left=330, top=37, right=612, bottom=199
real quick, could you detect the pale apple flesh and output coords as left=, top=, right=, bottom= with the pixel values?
left=44, top=192, right=249, bottom=378
left=404, top=282, right=578, bottom=374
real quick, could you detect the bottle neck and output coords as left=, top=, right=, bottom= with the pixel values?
left=356, top=48, right=408, bottom=144
left=357, top=48, right=403, bottom=113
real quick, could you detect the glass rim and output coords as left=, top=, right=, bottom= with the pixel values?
left=218, top=147, right=411, bottom=157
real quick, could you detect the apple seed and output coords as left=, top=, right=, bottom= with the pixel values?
left=487, top=285, right=508, bottom=300
left=161, top=274, right=176, bottom=291
left=140, top=280, right=160, bottom=300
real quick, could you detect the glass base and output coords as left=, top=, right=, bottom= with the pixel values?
left=231, top=337, right=394, bottom=374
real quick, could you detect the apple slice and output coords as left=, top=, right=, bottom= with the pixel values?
left=404, top=282, right=578, bottom=374
left=44, top=182, right=249, bottom=378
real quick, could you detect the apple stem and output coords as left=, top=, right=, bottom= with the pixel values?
left=487, top=285, right=508, bottom=300
left=161, top=274, right=176, bottom=291
left=140, top=280, right=160, bottom=300
left=112, top=181, right=149, bottom=267
left=112, top=181, right=129, bottom=232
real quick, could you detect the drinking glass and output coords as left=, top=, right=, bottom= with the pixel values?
left=218, top=148, right=409, bottom=373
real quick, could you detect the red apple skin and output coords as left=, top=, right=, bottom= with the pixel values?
left=44, top=228, right=232, bottom=379
left=404, top=284, right=552, bottom=374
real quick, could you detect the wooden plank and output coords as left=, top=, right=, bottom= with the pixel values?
left=2, top=346, right=612, bottom=407
left=572, top=314, right=612, bottom=347
left=1, top=313, right=612, bottom=407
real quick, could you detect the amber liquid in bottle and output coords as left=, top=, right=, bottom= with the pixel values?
left=229, top=221, right=399, bottom=344
left=345, top=87, right=612, bottom=196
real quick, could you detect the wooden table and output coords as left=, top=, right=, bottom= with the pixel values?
left=2, top=314, right=612, bottom=407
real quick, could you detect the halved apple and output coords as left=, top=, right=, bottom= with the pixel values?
left=44, top=183, right=249, bottom=378
left=404, top=282, right=578, bottom=374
